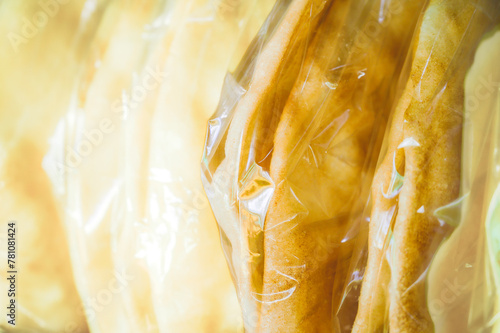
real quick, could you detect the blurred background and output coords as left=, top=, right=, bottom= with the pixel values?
left=0, top=0, right=275, bottom=331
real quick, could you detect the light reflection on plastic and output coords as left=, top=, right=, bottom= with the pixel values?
left=433, top=194, right=467, bottom=228
left=252, top=286, right=297, bottom=304
left=149, top=167, right=173, bottom=183
left=84, top=180, right=121, bottom=234
left=381, top=152, right=404, bottom=199
left=397, top=137, right=421, bottom=149
left=375, top=205, right=396, bottom=249
left=80, top=0, right=98, bottom=22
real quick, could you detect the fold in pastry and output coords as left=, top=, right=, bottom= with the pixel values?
left=353, top=0, right=500, bottom=331
left=260, top=0, right=424, bottom=331
left=204, top=0, right=425, bottom=331
left=206, top=1, right=329, bottom=330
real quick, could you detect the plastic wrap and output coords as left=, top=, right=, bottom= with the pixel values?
left=202, top=0, right=500, bottom=332
left=202, top=0, right=422, bottom=330
left=1, top=0, right=273, bottom=332
left=42, top=0, right=277, bottom=332
left=426, top=26, right=500, bottom=332
left=353, top=2, right=500, bottom=332
left=2, top=0, right=500, bottom=331
left=0, top=1, right=96, bottom=331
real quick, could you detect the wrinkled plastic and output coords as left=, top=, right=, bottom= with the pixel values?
left=2, top=0, right=500, bottom=331
left=352, top=2, right=500, bottom=332
left=203, top=0, right=424, bottom=331
left=426, top=26, right=500, bottom=332
left=43, top=0, right=277, bottom=332
left=202, top=0, right=500, bottom=332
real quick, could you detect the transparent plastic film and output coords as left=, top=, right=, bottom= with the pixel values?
left=425, top=26, right=500, bottom=332
left=42, top=0, right=275, bottom=332
left=0, top=0, right=104, bottom=331
left=202, top=0, right=430, bottom=331
left=352, top=1, right=500, bottom=332
left=3, top=0, right=500, bottom=332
